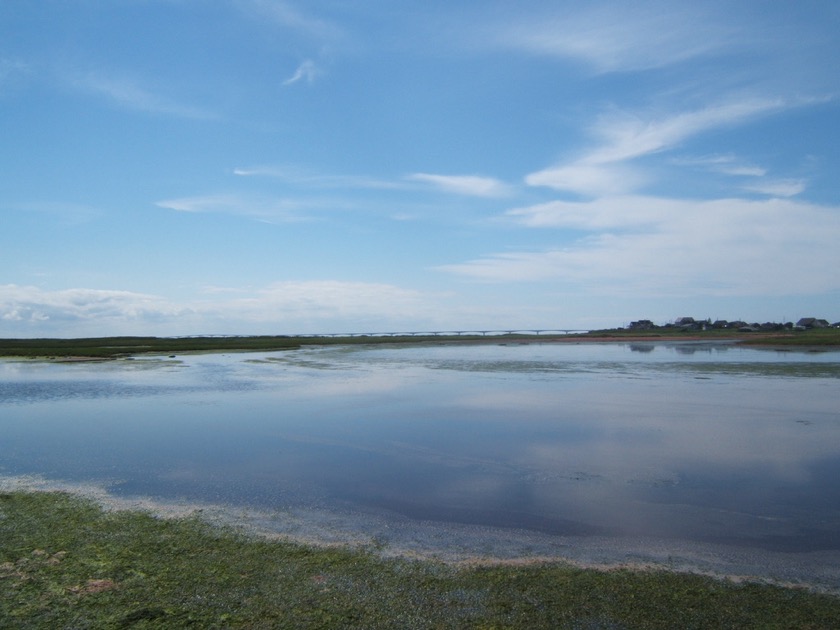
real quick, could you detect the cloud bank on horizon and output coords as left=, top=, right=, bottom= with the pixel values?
left=1, top=1, right=838, bottom=337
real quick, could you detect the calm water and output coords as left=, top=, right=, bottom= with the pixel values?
left=2, top=341, right=840, bottom=554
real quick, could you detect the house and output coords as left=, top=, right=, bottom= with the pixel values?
left=627, top=319, right=656, bottom=331
left=796, top=317, right=830, bottom=329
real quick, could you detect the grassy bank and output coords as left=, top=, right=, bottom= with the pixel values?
left=2, top=328, right=839, bottom=359
left=0, top=334, right=505, bottom=359
left=2, top=492, right=839, bottom=628
left=592, top=328, right=840, bottom=349
left=576, top=327, right=840, bottom=347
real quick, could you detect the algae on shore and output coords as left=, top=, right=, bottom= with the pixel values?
left=2, top=490, right=839, bottom=629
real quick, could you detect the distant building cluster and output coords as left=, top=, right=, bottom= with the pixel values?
left=626, top=316, right=839, bottom=333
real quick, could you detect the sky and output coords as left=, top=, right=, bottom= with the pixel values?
left=2, top=0, right=839, bottom=337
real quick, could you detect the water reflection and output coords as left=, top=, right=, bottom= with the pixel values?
left=1, top=342, right=839, bottom=555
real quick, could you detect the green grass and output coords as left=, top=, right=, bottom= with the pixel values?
left=2, top=491, right=838, bottom=628
left=1, top=328, right=838, bottom=360
left=579, top=327, right=840, bottom=347
left=0, top=336, right=304, bottom=359
left=735, top=326, right=840, bottom=347
left=0, top=334, right=507, bottom=359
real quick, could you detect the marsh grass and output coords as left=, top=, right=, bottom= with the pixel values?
left=1, top=328, right=838, bottom=360
left=0, top=336, right=304, bottom=359
left=586, top=327, right=840, bottom=346
left=2, top=491, right=838, bottom=628
left=0, top=335, right=488, bottom=359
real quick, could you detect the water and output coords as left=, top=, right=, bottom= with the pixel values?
left=2, top=341, right=839, bottom=560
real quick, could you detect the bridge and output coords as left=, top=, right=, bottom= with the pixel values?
left=290, top=329, right=590, bottom=338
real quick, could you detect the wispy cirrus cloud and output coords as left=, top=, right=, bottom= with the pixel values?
left=742, top=179, right=806, bottom=198
left=489, top=3, right=737, bottom=73
left=672, top=154, right=767, bottom=178
left=72, top=72, right=215, bottom=119
left=165, top=172, right=512, bottom=226
left=524, top=163, right=646, bottom=198
left=526, top=98, right=797, bottom=196
left=504, top=196, right=676, bottom=230
left=244, top=0, right=343, bottom=42
left=439, top=196, right=840, bottom=296
left=588, top=99, right=787, bottom=164
left=407, top=173, right=512, bottom=198
left=283, top=59, right=320, bottom=86
left=210, top=280, right=430, bottom=325
left=155, top=194, right=312, bottom=222
left=241, top=2, right=344, bottom=89
left=233, top=165, right=402, bottom=190
left=234, top=165, right=512, bottom=198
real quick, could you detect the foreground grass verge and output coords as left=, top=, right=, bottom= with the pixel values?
left=2, top=492, right=839, bottom=628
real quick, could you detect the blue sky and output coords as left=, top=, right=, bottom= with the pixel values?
left=2, top=0, right=839, bottom=337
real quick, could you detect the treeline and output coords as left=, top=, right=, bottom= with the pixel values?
left=627, top=316, right=838, bottom=332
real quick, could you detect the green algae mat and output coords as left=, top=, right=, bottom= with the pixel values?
left=2, top=491, right=839, bottom=628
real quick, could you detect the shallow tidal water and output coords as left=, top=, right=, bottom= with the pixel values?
left=2, top=341, right=840, bottom=586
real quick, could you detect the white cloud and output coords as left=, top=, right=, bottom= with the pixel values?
left=233, top=165, right=402, bottom=190
left=505, top=196, right=676, bottom=230
left=491, top=3, right=736, bottom=73
left=727, top=166, right=769, bottom=178
left=156, top=195, right=238, bottom=213
left=439, top=196, right=840, bottom=296
left=717, top=165, right=767, bottom=177
left=673, top=155, right=767, bottom=177
left=587, top=99, right=786, bottom=164
left=742, top=179, right=806, bottom=198
left=0, top=285, right=186, bottom=327
left=524, top=163, right=646, bottom=197
left=155, top=194, right=311, bottom=222
left=210, top=281, right=429, bottom=324
left=407, top=173, right=512, bottom=197
left=245, top=0, right=342, bottom=42
left=283, top=59, right=319, bottom=86
left=527, top=99, right=793, bottom=196
left=233, top=167, right=512, bottom=198
left=72, top=72, right=214, bottom=119
left=235, top=167, right=512, bottom=197
left=0, top=281, right=442, bottom=337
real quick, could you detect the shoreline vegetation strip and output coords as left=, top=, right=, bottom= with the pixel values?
left=2, top=491, right=839, bottom=628
left=1, top=327, right=839, bottom=359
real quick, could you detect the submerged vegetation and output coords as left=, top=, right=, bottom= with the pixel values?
left=1, top=326, right=839, bottom=359
left=2, top=491, right=839, bottom=629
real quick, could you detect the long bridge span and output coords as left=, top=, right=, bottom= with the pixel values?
left=291, top=329, right=590, bottom=338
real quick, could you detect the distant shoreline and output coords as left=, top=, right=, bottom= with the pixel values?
left=1, top=328, right=839, bottom=359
